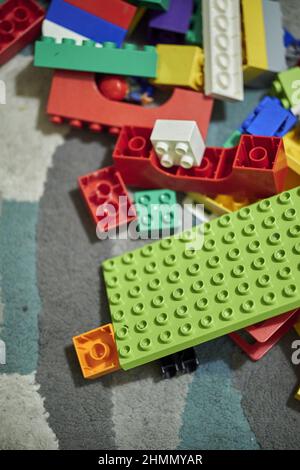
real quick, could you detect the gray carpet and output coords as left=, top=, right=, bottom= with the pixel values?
left=35, top=130, right=300, bottom=449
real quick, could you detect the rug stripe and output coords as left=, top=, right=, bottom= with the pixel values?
left=178, top=338, right=259, bottom=449
left=0, top=201, right=40, bottom=374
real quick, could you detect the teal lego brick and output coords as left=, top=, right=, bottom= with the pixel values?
left=126, top=0, right=170, bottom=10
left=134, top=189, right=179, bottom=235
left=103, top=187, right=300, bottom=370
left=223, top=130, right=242, bottom=148
left=34, top=37, right=158, bottom=78
left=185, top=0, right=203, bottom=46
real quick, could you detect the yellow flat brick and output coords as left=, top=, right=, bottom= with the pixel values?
left=155, top=45, right=204, bottom=91
left=187, top=193, right=250, bottom=216
left=284, top=125, right=300, bottom=176
left=242, top=0, right=268, bottom=83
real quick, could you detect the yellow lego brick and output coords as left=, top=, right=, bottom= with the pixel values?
left=154, top=45, right=204, bottom=91
left=187, top=193, right=250, bottom=216
left=241, top=0, right=268, bottom=83
left=295, top=386, right=300, bottom=401
left=283, top=124, right=300, bottom=176
left=284, top=168, right=300, bottom=191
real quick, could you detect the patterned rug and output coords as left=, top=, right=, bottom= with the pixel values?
left=0, top=6, right=300, bottom=449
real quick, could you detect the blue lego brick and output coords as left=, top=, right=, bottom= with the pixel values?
left=240, top=96, right=297, bottom=137
left=284, top=29, right=300, bottom=48
left=134, top=189, right=179, bottom=235
left=46, top=0, right=127, bottom=47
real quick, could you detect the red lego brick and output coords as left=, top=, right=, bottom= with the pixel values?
left=229, top=310, right=299, bottom=361
left=0, top=0, right=44, bottom=66
left=65, top=0, right=137, bottom=30
left=245, top=309, right=299, bottom=343
left=47, top=70, right=214, bottom=137
left=113, top=126, right=288, bottom=198
left=78, top=166, right=136, bottom=232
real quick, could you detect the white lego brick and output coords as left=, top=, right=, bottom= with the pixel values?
left=150, top=120, right=205, bottom=169
left=42, top=19, right=102, bottom=46
left=202, top=0, right=244, bottom=101
left=291, top=102, right=300, bottom=116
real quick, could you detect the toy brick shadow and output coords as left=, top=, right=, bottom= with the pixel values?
left=15, top=60, right=69, bottom=137
left=278, top=330, right=300, bottom=411
left=64, top=343, right=115, bottom=389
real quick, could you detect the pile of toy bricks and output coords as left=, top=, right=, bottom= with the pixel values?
left=2, top=0, right=299, bottom=397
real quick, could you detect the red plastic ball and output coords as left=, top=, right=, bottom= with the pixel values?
left=98, top=75, right=128, bottom=101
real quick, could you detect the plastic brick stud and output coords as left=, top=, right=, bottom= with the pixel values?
left=78, top=166, right=136, bottom=232
left=46, top=0, right=127, bottom=47
left=202, top=0, right=243, bottom=101
left=150, top=120, right=205, bottom=169
left=47, top=70, right=213, bottom=137
left=34, top=38, right=157, bottom=78
left=103, top=187, right=300, bottom=371
left=272, top=67, right=300, bottom=109
left=296, top=386, right=300, bottom=401
left=0, top=0, right=44, bottom=66
left=134, top=189, right=179, bottom=235
left=42, top=18, right=96, bottom=45
left=114, top=128, right=287, bottom=198
left=73, top=324, right=120, bottom=379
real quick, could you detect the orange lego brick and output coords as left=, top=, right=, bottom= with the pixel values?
left=73, top=324, right=120, bottom=379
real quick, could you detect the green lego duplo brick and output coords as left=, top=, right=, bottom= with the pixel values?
left=272, top=67, right=300, bottom=109
left=223, top=130, right=242, bottom=148
left=34, top=37, right=158, bottom=78
left=185, top=0, right=202, bottom=46
left=126, top=0, right=170, bottom=10
left=134, top=189, right=179, bottom=235
left=103, top=187, right=300, bottom=371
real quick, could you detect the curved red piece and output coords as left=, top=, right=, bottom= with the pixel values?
left=113, top=126, right=288, bottom=198
left=0, top=0, right=44, bottom=65
left=47, top=70, right=214, bottom=136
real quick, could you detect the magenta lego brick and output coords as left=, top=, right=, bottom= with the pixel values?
left=149, top=0, right=193, bottom=34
